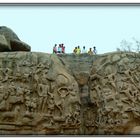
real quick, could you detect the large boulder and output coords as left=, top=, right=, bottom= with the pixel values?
left=0, top=34, right=11, bottom=51
left=0, top=26, right=31, bottom=52
left=10, top=39, right=31, bottom=51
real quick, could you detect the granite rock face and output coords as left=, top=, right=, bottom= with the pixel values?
left=0, top=51, right=140, bottom=135
left=0, top=26, right=31, bottom=51
left=0, top=34, right=10, bottom=51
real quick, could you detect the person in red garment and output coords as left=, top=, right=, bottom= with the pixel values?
left=62, top=44, right=65, bottom=53
left=53, top=44, right=57, bottom=54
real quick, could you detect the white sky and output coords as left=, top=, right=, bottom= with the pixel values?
left=0, top=6, right=140, bottom=54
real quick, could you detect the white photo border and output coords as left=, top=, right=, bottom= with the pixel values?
left=0, top=0, right=140, bottom=4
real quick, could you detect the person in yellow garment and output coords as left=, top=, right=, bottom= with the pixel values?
left=76, top=46, right=81, bottom=54
left=88, top=48, right=93, bottom=55
left=73, top=47, right=77, bottom=54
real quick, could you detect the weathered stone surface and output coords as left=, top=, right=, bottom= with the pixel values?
left=0, top=51, right=139, bottom=135
left=0, top=35, right=11, bottom=51
left=130, top=126, right=140, bottom=134
left=10, top=39, right=31, bottom=51
left=0, top=26, right=31, bottom=51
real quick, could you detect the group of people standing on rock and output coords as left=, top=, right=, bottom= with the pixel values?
left=73, top=46, right=97, bottom=55
left=53, top=44, right=65, bottom=54
left=53, top=44, right=97, bottom=55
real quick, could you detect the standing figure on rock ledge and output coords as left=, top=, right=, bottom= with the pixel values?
left=82, top=46, right=87, bottom=53
left=76, top=46, right=81, bottom=54
left=53, top=44, right=57, bottom=54
left=61, top=43, right=65, bottom=53
left=58, top=44, right=62, bottom=53
left=93, top=46, right=97, bottom=54
left=88, top=48, right=93, bottom=55
left=73, top=47, right=77, bottom=54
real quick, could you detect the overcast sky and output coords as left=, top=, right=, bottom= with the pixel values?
left=0, top=5, right=140, bottom=54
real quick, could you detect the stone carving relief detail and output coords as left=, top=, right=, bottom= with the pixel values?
left=0, top=52, right=140, bottom=135
left=89, top=53, right=140, bottom=134
left=0, top=52, right=81, bottom=134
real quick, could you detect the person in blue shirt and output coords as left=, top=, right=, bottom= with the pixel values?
left=58, top=44, right=62, bottom=53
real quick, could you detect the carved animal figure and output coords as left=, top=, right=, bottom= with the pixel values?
left=1, top=106, right=20, bottom=121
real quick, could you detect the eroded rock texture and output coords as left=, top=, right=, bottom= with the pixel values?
left=0, top=52, right=140, bottom=135
left=0, top=26, right=31, bottom=52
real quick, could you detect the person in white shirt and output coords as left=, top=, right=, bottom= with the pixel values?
left=82, top=46, right=87, bottom=53
left=93, top=46, right=97, bottom=54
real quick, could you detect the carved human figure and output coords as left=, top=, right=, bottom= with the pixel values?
left=37, top=83, right=48, bottom=111
left=47, top=92, right=55, bottom=115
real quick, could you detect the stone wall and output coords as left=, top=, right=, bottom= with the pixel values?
left=0, top=51, right=140, bottom=135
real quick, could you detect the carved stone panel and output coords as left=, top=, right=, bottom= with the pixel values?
left=0, top=52, right=140, bottom=135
